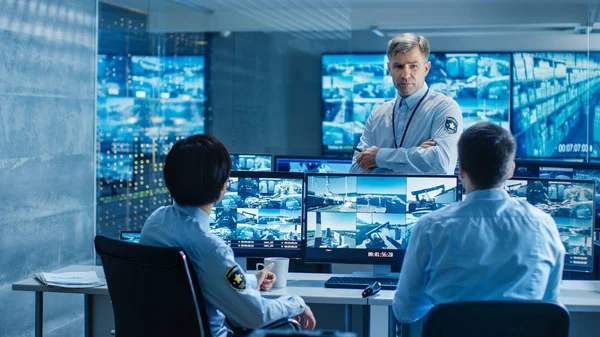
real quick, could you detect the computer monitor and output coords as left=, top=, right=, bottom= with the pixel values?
left=275, top=156, right=352, bottom=173
left=321, top=52, right=511, bottom=156
left=209, top=171, right=304, bottom=258
left=120, top=231, right=141, bottom=243
left=304, top=173, right=459, bottom=272
left=230, top=154, right=273, bottom=172
left=504, top=177, right=595, bottom=273
left=514, top=160, right=600, bottom=229
left=512, top=52, right=600, bottom=160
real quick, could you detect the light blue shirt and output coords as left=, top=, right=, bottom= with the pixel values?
left=350, top=83, right=462, bottom=175
left=393, top=189, right=565, bottom=323
left=140, top=204, right=305, bottom=337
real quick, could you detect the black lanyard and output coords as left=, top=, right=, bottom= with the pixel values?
left=392, top=88, right=430, bottom=148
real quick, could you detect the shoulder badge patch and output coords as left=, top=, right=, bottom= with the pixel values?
left=444, top=117, right=458, bottom=134
left=225, top=265, right=246, bottom=291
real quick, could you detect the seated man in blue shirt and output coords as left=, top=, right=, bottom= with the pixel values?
left=140, top=135, right=316, bottom=337
left=393, top=122, right=565, bottom=323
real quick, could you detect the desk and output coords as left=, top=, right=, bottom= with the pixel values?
left=13, top=265, right=600, bottom=337
left=12, top=265, right=368, bottom=337
left=367, top=280, right=600, bottom=337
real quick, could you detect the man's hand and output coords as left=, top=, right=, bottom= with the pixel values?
left=255, top=263, right=276, bottom=291
left=419, top=138, right=436, bottom=149
left=356, top=146, right=379, bottom=172
left=293, top=305, right=316, bottom=330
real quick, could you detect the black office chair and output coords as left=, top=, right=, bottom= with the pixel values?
left=421, top=300, right=570, bottom=337
left=94, top=235, right=300, bottom=337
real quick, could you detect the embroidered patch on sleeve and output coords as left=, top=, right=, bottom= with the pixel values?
left=444, top=117, right=458, bottom=134
left=225, top=265, right=246, bottom=291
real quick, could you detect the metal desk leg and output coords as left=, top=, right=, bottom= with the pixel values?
left=35, top=291, right=43, bottom=337
left=84, top=294, right=92, bottom=337
left=344, top=304, right=352, bottom=331
left=369, top=305, right=389, bottom=337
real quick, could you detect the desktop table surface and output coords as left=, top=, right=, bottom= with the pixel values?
left=12, top=264, right=600, bottom=311
left=367, top=280, right=600, bottom=312
left=12, top=264, right=367, bottom=305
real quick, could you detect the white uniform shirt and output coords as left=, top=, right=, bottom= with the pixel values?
left=350, top=83, right=462, bottom=175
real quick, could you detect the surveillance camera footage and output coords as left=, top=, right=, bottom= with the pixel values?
left=321, top=53, right=511, bottom=155
left=513, top=162, right=600, bottom=225
left=306, top=175, right=458, bottom=252
left=428, top=53, right=510, bottom=130
left=209, top=176, right=304, bottom=251
left=505, top=178, right=595, bottom=272
left=96, top=54, right=205, bottom=239
left=230, top=154, right=273, bottom=172
left=512, top=52, right=600, bottom=159
left=275, top=157, right=352, bottom=174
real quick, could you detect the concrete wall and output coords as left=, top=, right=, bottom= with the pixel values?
left=0, top=0, right=97, bottom=336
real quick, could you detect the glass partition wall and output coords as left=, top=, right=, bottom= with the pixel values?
left=95, top=0, right=598, bottom=247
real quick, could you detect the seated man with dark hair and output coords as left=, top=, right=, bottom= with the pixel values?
left=140, top=134, right=316, bottom=337
left=393, top=122, right=565, bottom=323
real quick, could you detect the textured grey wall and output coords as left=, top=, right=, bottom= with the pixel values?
left=209, top=32, right=349, bottom=157
left=0, top=1, right=97, bottom=336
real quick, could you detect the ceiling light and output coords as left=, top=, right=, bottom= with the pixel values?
left=371, top=26, right=384, bottom=38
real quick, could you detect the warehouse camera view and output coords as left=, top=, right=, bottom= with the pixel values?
left=505, top=179, right=595, bottom=272
left=96, top=54, right=205, bottom=239
left=209, top=176, right=304, bottom=251
left=512, top=52, right=600, bottom=159
left=321, top=53, right=510, bottom=155
left=306, top=175, right=458, bottom=250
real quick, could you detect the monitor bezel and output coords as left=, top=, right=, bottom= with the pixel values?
left=505, top=176, right=596, bottom=273
left=221, top=170, right=306, bottom=259
left=302, top=173, right=460, bottom=267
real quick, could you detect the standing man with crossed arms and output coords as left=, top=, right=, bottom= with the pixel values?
left=351, top=33, right=463, bottom=175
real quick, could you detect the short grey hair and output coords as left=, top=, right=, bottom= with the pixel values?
left=386, top=33, right=430, bottom=61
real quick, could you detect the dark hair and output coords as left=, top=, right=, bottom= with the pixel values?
left=164, top=134, right=232, bottom=206
left=458, top=122, right=516, bottom=189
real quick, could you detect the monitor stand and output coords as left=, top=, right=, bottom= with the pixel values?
left=352, top=265, right=399, bottom=278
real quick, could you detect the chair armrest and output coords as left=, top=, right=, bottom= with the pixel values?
left=262, top=317, right=301, bottom=331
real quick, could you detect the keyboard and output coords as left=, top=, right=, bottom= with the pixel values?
left=324, top=276, right=398, bottom=290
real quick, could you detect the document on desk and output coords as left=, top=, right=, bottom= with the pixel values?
left=34, top=271, right=105, bottom=288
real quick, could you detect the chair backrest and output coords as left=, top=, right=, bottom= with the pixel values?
left=94, top=235, right=212, bottom=337
left=421, top=301, right=570, bottom=337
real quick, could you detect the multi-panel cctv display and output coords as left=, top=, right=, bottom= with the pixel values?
left=514, top=161, right=600, bottom=225
left=512, top=52, right=600, bottom=159
left=275, top=156, right=352, bottom=173
left=505, top=178, right=595, bottom=272
left=305, top=174, right=458, bottom=264
left=96, top=54, right=205, bottom=240
left=230, top=154, right=273, bottom=172
left=321, top=53, right=511, bottom=155
left=209, top=172, right=304, bottom=258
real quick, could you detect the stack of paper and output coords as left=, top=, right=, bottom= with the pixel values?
left=34, top=271, right=104, bottom=288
